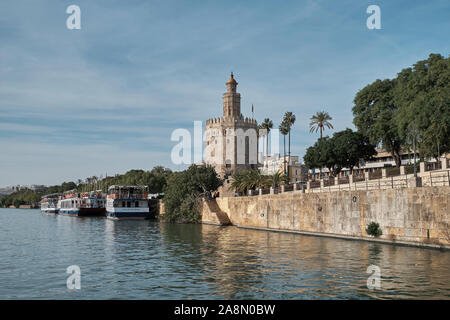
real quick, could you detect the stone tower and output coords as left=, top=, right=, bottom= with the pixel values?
left=205, top=73, right=259, bottom=178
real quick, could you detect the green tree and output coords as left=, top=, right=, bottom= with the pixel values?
left=304, top=130, right=376, bottom=177
left=394, top=53, right=450, bottom=159
left=283, top=112, right=296, bottom=166
left=230, top=169, right=288, bottom=194
left=303, top=137, right=334, bottom=177
left=352, top=79, right=404, bottom=167
left=260, top=118, right=273, bottom=166
left=279, top=121, right=289, bottom=174
left=331, top=129, right=377, bottom=174
left=162, top=165, right=222, bottom=223
left=309, top=111, right=333, bottom=139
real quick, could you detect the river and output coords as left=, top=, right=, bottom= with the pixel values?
left=0, top=208, right=449, bottom=299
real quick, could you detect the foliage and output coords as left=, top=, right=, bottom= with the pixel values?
left=303, top=129, right=376, bottom=176
left=283, top=112, right=296, bottom=174
left=279, top=121, right=289, bottom=174
left=394, top=53, right=450, bottom=159
left=259, top=118, right=274, bottom=165
left=353, top=78, right=404, bottom=166
left=230, top=170, right=288, bottom=194
left=366, top=222, right=382, bottom=237
left=0, top=188, right=43, bottom=208
left=332, top=129, right=377, bottom=172
left=353, top=53, right=449, bottom=165
left=95, top=166, right=172, bottom=194
left=0, top=166, right=172, bottom=208
left=309, top=111, right=333, bottom=138
left=162, top=165, right=223, bottom=223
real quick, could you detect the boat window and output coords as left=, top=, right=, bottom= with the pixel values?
left=122, top=201, right=125, bottom=207
left=127, top=201, right=131, bottom=208
left=135, top=201, right=139, bottom=207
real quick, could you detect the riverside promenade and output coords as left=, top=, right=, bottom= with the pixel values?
left=247, top=158, right=450, bottom=196
left=201, top=158, right=450, bottom=250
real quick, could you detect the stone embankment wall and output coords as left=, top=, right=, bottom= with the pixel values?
left=202, top=187, right=450, bottom=248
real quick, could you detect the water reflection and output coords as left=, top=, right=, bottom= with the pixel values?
left=0, top=209, right=449, bottom=299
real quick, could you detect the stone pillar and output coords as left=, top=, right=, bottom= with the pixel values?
left=281, top=185, right=285, bottom=193
left=364, top=171, right=369, bottom=180
left=301, top=184, right=306, bottom=193
left=306, top=181, right=311, bottom=191
left=400, top=166, right=406, bottom=175
left=349, top=174, right=354, bottom=184
left=259, top=188, right=263, bottom=196
left=334, top=176, right=339, bottom=185
left=382, top=168, right=387, bottom=178
left=248, top=190, right=253, bottom=196
left=441, top=157, right=448, bottom=170
left=270, top=187, right=274, bottom=195
left=408, top=176, right=422, bottom=188
left=293, top=183, right=298, bottom=191
left=419, top=162, right=425, bottom=174
left=320, top=179, right=324, bottom=190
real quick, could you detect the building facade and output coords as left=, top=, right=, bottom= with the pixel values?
left=260, top=154, right=308, bottom=183
left=205, top=73, right=258, bottom=178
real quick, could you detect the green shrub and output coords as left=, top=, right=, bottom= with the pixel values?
left=366, top=222, right=382, bottom=237
left=162, top=165, right=222, bottom=223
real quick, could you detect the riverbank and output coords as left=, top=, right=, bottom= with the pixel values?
left=201, top=186, right=450, bottom=250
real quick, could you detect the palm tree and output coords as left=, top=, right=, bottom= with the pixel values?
left=230, top=170, right=263, bottom=194
left=269, top=170, right=289, bottom=188
left=258, top=124, right=266, bottom=166
left=279, top=121, right=289, bottom=175
left=260, top=118, right=273, bottom=167
left=309, top=111, right=333, bottom=138
left=283, top=112, right=296, bottom=166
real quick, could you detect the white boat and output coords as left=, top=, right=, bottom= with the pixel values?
left=58, top=190, right=106, bottom=217
left=106, top=185, right=149, bottom=220
left=40, top=194, right=61, bottom=214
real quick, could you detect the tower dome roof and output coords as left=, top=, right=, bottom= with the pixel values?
left=226, top=72, right=237, bottom=85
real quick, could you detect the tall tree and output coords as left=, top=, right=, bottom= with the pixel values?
left=353, top=79, right=404, bottom=167
left=304, top=130, right=376, bottom=177
left=331, top=129, right=377, bottom=174
left=309, top=111, right=333, bottom=138
left=279, top=121, right=289, bottom=175
left=260, top=118, right=273, bottom=167
left=394, top=53, right=450, bottom=159
left=283, top=112, right=296, bottom=165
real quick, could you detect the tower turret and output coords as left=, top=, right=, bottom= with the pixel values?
left=223, top=72, right=241, bottom=118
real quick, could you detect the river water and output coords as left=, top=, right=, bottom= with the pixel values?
left=0, top=208, right=449, bottom=299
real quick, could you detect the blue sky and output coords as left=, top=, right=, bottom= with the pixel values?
left=0, top=0, right=449, bottom=186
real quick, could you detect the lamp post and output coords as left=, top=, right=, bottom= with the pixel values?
left=409, top=123, right=419, bottom=178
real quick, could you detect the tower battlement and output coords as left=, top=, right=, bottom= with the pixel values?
left=206, top=116, right=257, bottom=126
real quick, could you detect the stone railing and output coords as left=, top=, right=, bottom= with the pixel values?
left=236, top=158, right=450, bottom=197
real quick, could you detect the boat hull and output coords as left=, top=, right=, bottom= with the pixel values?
left=106, top=208, right=150, bottom=220
left=59, top=208, right=105, bottom=217
left=41, top=208, right=59, bottom=215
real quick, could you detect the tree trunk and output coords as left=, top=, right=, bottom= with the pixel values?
left=288, top=130, right=291, bottom=167
left=266, top=132, right=269, bottom=168
left=283, top=135, right=286, bottom=174
left=393, top=150, right=401, bottom=168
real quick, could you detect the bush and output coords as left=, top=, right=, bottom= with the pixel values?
left=162, top=165, right=222, bottom=223
left=366, top=222, right=382, bottom=237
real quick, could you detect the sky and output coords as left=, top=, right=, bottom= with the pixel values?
left=0, top=0, right=449, bottom=186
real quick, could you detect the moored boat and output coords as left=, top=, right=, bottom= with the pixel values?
left=58, top=190, right=106, bottom=217
left=106, top=185, right=149, bottom=220
left=40, top=194, right=61, bottom=214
